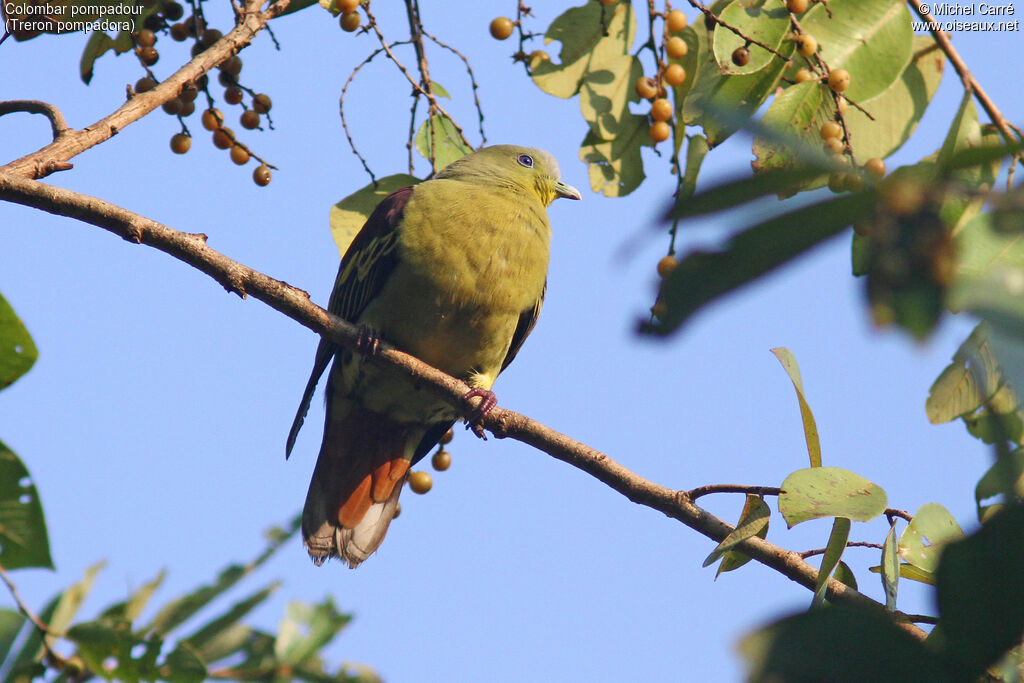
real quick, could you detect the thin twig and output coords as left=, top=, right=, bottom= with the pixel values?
left=0, top=171, right=928, bottom=640
left=688, top=0, right=792, bottom=63
left=886, top=508, right=913, bottom=523
left=688, top=484, right=782, bottom=500
left=799, top=541, right=884, bottom=559
left=0, top=562, right=70, bottom=670
left=422, top=30, right=486, bottom=146
left=0, top=100, right=69, bottom=140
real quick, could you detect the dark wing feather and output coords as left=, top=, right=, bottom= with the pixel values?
left=285, top=186, right=415, bottom=458
left=501, top=281, right=545, bottom=372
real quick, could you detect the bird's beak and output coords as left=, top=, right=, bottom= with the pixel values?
left=554, top=180, right=582, bottom=201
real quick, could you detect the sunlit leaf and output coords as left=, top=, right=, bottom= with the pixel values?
left=778, top=467, right=887, bottom=527
left=812, top=517, right=851, bottom=607
left=770, top=348, right=822, bottom=468
left=579, top=113, right=649, bottom=197
left=703, top=494, right=770, bottom=571
left=414, top=114, right=472, bottom=173
left=0, top=292, right=38, bottom=389
left=274, top=597, right=353, bottom=665
left=976, top=448, right=1024, bottom=522
left=329, top=174, right=420, bottom=258
left=881, top=522, right=899, bottom=610
left=926, top=322, right=1005, bottom=424
left=898, top=503, right=964, bottom=573
left=0, top=441, right=52, bottom=569
left=712, top=0, right=789, bottom=76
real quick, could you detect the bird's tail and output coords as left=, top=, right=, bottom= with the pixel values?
left=302, top=403, right=419, bottom=568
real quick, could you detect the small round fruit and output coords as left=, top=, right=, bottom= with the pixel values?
left=337, top=0, right=359, bottom=11
left=489, top=16, right=514, bottom=40
left=440, top=428, right=454, bottom=445
left=240, top=109, right=260, bottom=129
left=666, top=9, right=687, bottom=32
left=823, top=136, right=844, bottom=155
left=408, top=471, right=433, bottom=494
left=212, top=127, right=234, bottom=149
left=663, top=63, right=686, bottom=86
left=827, top=68, right=850, bottom=93
left=253, top=164, right=272, bottom=186
left=794, top=68, right=815, bottom=83
left=201, top=108, right=223, bottom=131
left=220, top=55, right=242, bottom=75
left=827, top=172, right=846, bottom=193
left=218, top=71, right=235, bottom=87
left=635, top=76, right=658, bottom=99
left=665, top=36, right=688, bottom=59
left=170, top=133, right=190, bottom=154
left=431, top=449, right=451, bottom=471
left=195, top=74, right=208, bottom=89
left=650, top=98, right=672, bottom=122
left=845, top=173, right=864, bottom=192
left=786, top=0, right=808, bottom=13
left=143, top=13, right=163, bottom=30
left=649, top=120, right=671, bottom=143
left=179, top=100, right=195, bottom=116
left=819, top=121, right=842, bottom=140
left=162, top=0, right=183, bottom=20
left=864, top=158, right=886, bottom=179
left=657, top=255, right=678, bottom=278
left=183, top=13, right=204, bottom=35
left=528, top=50, right=550, bottom=69
left=340, top=11, right=361, bottom=31
left=178, top=83, right=199, bottom=102
left=795, top=33, right=817, bottom=57
left=134, top=28, right=156, bottom=47
left=224, top=86, right=243, bottom=105
left=731, top=46, right=750, bottom=67
left=170, top=22, right=188, bottom=40
left=162, top=98, right=183, bottom=115
left=230, top=144, right=250, bottom=165
left=135, top=76, right=156, bottom=93
left=138, top=46, right=159, bottom=65
left=199, top=28, right=223, bottom=48
left=252, top=93, right=272, bottom=114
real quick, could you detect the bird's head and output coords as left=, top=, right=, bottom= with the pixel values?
left=436, top=145, right=582, bottom=207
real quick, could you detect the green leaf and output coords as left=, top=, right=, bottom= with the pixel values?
left=161, top=642, right=207, bottom=683
left=531, top=0, right=636, bottom=99
left=0, top=441, right=52, bottom=569
left=976, top=448, right=1024, bottom=522
left=100, top=569, right=166, bottom=623
left=683, top=24, right=794, bottom=146
left=869, top=561, right=937, bottom=585
left=770, top=348, right=822, bottom=468
left=881, top=523, right=899, bottom=611
left=842, top=35, right=943, bottom=162
left=274, top=597, right=353, bottom=665
left=926, top=322, right=1004, bottom=424
left=579, top=113, right=649, bottom=197
left=937, top=505, right=1024, bottom=680
left=181, top=582, right=280, bottom=663
left=752, top=81, right=836, bottom=182
left=898, top=503, right=964, bottom=573
left=833, top=561, right=858, bottom=590
left=778, top=467, right=888, bottom=527
left=956, top=212, right=1024, bottom=284
left=78, top=29, right=131, bottom=84
left=712, top=0, right=789, bottom=75
left=703, top=494, right=770, bottom=569
left=667, top=165, right=833, bottom=221
left=579, top=55, right=642, bottom=139
left=0, top=292, right=38, bottom=390
left=812, top=517, right=851, bottom=607
left=0, top=609, right=27, bottom=667
left=739, top=606, right=945, bottom=682
left=414, top=114, right=472, bottom=173
left=798, top=0, right=913, bottom=102
left=648, top=191, right=874, bottom=333
left=939, top=92, right=1002, bottom=232
left=678, top=134, right=709, bottom=201
left=329, top=174, right=420, bottom=258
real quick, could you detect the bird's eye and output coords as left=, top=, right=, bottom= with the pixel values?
left=517, top=154, right=534, bottom=168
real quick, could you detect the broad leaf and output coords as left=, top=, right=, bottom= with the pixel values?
left=0, top=441, right=52, bottom=569
left=926, top=322, right=1004, bottom=424
left=329, top=174, right=420, bottom=258
left=579, top=114, right=649, bottom=197
left=778, top=467, right=887, bottom=527
left=975, top=448, right=1024, bottom=522
left=414, top=114, right=472, bottom=173
left=579, top=54, right=642, bottom=139
left=703, top=494, right=770, bottom=571
left=712, top=0, right=789, bottom=75
left=274, top=597, right=353, bottom=665
left=0, top=292, right=37, bottom=389
left=898, top=503, right=964, bottom=573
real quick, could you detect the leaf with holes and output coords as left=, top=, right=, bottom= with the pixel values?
left=898, top=503, right=964, bottom=573
left=0, top=441, right=52, bottom=569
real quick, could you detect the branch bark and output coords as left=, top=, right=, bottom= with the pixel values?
left=0, top=170, right=926, bottom=639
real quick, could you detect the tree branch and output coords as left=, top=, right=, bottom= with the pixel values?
left=0, top=171, right=926, bottom=639
left=0, top=0, right=288, bottom=180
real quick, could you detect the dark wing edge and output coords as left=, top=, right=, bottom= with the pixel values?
left=501, top=281, right=546, bottom=372
left=285, top=185, right=415, bottom=458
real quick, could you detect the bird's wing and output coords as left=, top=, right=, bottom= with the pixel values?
left=501, top=281, right=546, bottom=372
left=286, top=185, right=415, bottom=458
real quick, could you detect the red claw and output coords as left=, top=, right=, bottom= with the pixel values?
left=462, top=388, right=497, bottom=440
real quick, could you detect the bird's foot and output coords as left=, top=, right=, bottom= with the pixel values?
left=355, top=325, right=382, bottom=356
left=462, top=388, right=497, bottom=440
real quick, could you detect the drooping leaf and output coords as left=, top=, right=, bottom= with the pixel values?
left=712, top=0, right=789, bottom=75
left=579, top=113, right=649, bottom=197
left=881, top=522, right=899, bottom=610
left=79, top=29, right=133, bottom=84
left=842, top=35, right=943, bottom=162
left=0, top=292, right=38, bottom=389
left=770, top=348, right=822, bottom=468
left=778, top=467, right=887, bottom=527
left=975, top=448, right=1024, bottom=522
left=926, top=322, right=1005, bottom=424
left=869, top=561, right=937, bottom=585
left=531, top=0, right=636, bottom=99
left=181, top=582, right=280, bottom=664
left=703, top=494, right=770, bottom=571
left=99, top=569, right=166, bottom=623
left=666, top=165, right=832, bottom=221
left=812, top=517, right=851, bottom=607
left=0, top=609, right=27, bottom=667
left=797, top=0, right=913, bottom=102
left=274, top=597, right=353, bottom=666
left=329, top=174, right=420, bottom=258
left=940, top=92, right=1002, bottom=233
left=937, top=505, right=1024, bottom=680
left=414, top=114, right=472, bottom=173
left=678, top=134, right=709, bottom=201
left=0, top=441, right=52, bottom=569
left=833, top=561, right=858, bottom=590
left=739, top=606, right=944, bottom=682
left=898, top=503, right=964, bottom=573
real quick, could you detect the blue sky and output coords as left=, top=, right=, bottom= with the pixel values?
left=2, top=1, right=1021, bottom=680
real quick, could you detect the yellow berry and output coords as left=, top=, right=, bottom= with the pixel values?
left=337, top=0, right=359, bottom=11
left=794, top=68, right=815, bottom=83
left=649, top=120, right=671, bottom=143
left=212, top=127, right=234, bottom=149
left=230, top=144, right=250, bottom=165
left=864, top=158, right=886, bottom=179
left=635, top=76, right=659, bottom=99
left=489, top=16, right=514, bottom=40
left=665, top=36, right=688, bottom=59
left=828, top=68, right=851, bottom=93
left=201, top=108, right=223, bottom=131
left=823, top=136, right=844, bottom=155
left=666, top=9, right=687, bottom=32
left=340, top=11, right=360, bottom=31
left=787, top=0, right=808, bottom=12
left=431, top=449, right=451, bottom=471
left=409, top=471, right=433, bottom=494
left=795, top=33, right=817, bottom=57
left=663, top=63, right=686, bottom=86
left=650, top=98, right=673, bottom=121
left=820, top=121, right=842, bottom=139
left=657, top=255, right=678, bottom=278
